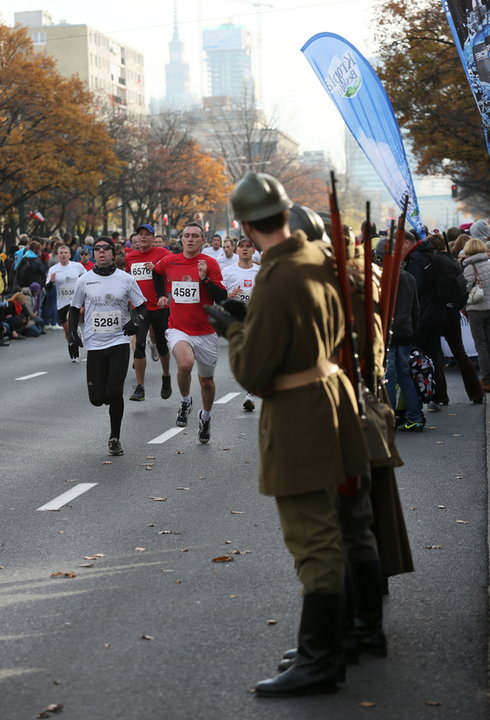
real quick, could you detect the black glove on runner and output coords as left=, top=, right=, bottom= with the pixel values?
left=68, top=330, right=83, bottom=359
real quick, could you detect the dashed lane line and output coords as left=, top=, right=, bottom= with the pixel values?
left=15, top=372, right=48, bottom=381
left=148, top=427, right=185, bottom=445
left=37, top=483, right=98, bottom=511
left=214, top=392, right=241, bottom=404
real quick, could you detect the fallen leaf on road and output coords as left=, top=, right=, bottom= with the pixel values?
left=456, top=520, right=469, bottom=524
left=134, top=547, right=146, bottom=552
left=229, top=594, right=238, bottom=599
left=101, top=461, right=112, bottom=465
left=435, top=441, right=445, bottom=444
left=144, top=467, right=153, bottom=471
left=53, top=680, right=61, bottom=685
left=359, top=701, right=376, bottom=708
left=50, top=572, right=76, bottom=578
left=222, top=448, right=231, bottom=451
left=176, top=450, right=185, bottom=454
left=267, top=619, right=277, bottom=625
left=425, top=545, right=443, bottom=549
left=36, top=705, right=64, bottom=718
left=141, top=463, right=155, bottom=467
left=212, top=556, right=234, bottom=563
left=230, top=510, right=244, bottom=514
left=65, top=478, right=78, bottom=483
left=58, top=530, right=65, bottom=534
left=448, top=413, right=456, bottom=416
left=425, top=700, right=442, bottom=706
left=148, top=497, right=168, bottom=502
left=141, top=634, right=154, bottom=640
left=84, top=554, right=105, bottom=559
left=79, top=563, right=94, bottom=568
left=180, top=548, right=190, bottom=552
left=452, top=433, right=463, bottom=437
left=175, top=580, right=182, bottom=584
left=224, top=540, right=232, bottom=544
left=146, top=456, right=156, bottom=459
left=198, top=476, right=206, bottom=479
left=160, top=569, right=175, bottom=573
left=148, top=524, right=156, bottom=527
left=455, top=475, right=464, bottom=479
left=103, top=642, right=110, bottom=648
left=158, top=530, right=182, bottom=535
left=177, top=487, right=190, bottom=490
left=427, top=426, right=436, bottom=430
left=437, top=505, right=446, bottom=509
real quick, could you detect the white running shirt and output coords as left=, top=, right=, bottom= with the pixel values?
left=221, top=263, right=260, bottom=304
left=48, top=261, right=86, bottom=310
left=218, top=253, right=239, bottom=270
left=72, top=269, right=146, bottom=351
left=202, top=246, right=224, bottom=260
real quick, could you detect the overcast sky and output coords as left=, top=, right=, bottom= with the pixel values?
left=1, top=0, right=377, bottom=162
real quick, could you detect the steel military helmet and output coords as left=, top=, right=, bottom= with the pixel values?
left=231, top=172, right=292, bottom=222
left=289, top=204, right=331, bottom=243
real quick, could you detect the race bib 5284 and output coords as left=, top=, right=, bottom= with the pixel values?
left=92, top=311, right=121, bottom=333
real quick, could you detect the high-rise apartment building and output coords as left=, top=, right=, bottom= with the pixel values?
left=202, top=23, right=253, bottom=99
left=15, top=10, right=145, bottom=116
left=165, top=14, right=191, bottom=107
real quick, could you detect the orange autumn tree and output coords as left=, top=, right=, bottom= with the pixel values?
left=0, top=24, right=121, bottom=219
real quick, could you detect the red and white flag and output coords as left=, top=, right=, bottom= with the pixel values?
left=29, top=210, right=45, bottom=222
left=204, top=221, right=210, bottom=232
left=231, top=220, right=239, bottom=229
left=162, top=213, right=169, bottom=226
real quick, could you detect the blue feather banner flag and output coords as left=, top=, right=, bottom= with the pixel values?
left=301, top=32, right=425, bottom=238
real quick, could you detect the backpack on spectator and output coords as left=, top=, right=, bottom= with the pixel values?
left=430, top=253, right=468, bottom=310
left=409, top=347, right=435, bottom=402
left=15, top=257, right=38, bottom=288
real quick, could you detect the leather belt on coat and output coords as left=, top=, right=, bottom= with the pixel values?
left=273, top=359, right=339, bottom=392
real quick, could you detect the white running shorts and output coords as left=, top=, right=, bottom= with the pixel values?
left=165, top=329, right=218, bottom=377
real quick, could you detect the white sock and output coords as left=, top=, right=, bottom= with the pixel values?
left=200, top=409, right=211, bottom=421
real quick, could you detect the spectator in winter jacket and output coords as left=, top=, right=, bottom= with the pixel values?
left=429, top=234, right=483, bottom=403
left=462, top=237, right=490, bottom=392
left=469, top=219, right=490, bottom=243
left=377, top=239, right=423, bottom=430
left=403, top=231, right=447, bottom=408
left=15, top=240, right=48, bottom=288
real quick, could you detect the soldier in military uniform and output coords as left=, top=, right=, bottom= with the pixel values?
left=209, top=172, right=370, bottom=698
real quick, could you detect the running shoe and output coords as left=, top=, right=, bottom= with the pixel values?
left=427, top=401, right=442, bottom=412
left=149, top=340, right=159, bottom=362
left=198, top=410, right=211, bottom=444
left=108, top=438, right=124, bottom=455
left=161, top=375, right=172, bottom=399
left=71, top=357, right=80, bottom=363
left=243, top=397, right=255, bottom=412
left=176, top=398, right=192, bottom=426
left=398, top=420, right=424, bottom=432
left=129, top=384, right=145, bottom=401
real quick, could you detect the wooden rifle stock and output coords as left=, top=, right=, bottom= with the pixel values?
left=386, top=196, right=409, bottom=346
left=380, top=219, right=395, bottom=343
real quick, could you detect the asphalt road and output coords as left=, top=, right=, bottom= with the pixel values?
left=0, top=333, right=489, bottom=720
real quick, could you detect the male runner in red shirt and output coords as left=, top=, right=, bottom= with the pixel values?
left=125, top=223, right=172, bottom=401
left=152, top=222, right=226, bottom=443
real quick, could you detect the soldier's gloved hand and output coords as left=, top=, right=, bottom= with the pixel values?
left=204, top=305, right=236, bottom=338
left=123, top=310, right=145, bottom=336
left=68, top=330, right=83, bottom=359
left=222, top=298, right=247, bottom=322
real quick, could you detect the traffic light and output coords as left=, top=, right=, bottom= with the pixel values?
left=451, top=184, right=458, bottom=199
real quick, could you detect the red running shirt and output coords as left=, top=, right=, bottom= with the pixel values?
left=153, top=253, right=224, bottom=335
left=125, top=247, right=170, bottom=311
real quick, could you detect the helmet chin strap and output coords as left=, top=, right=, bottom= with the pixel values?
left=93, top=263, right=117, bottom=277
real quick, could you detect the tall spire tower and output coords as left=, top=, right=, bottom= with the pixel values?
left=165, top=2, right=191, bottom=107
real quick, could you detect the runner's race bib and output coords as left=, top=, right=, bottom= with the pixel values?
left=130, top=262, right=152, bottom=279
left=172, top=281, right=200, bottom=303
left=60, top=286, right=75, bottom=299
left=92, top=311, right=121, bottom=333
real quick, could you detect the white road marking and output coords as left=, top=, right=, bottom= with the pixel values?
left=214, top=392, right=241, bottom=404
left=15, top=372, right=48, bottom=381
left=148, top=427, right=185, bottom=444
left=37, top=483, right=97, bottom=511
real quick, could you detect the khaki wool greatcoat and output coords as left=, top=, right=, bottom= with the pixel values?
left=227, top=232, right=369, bottom=497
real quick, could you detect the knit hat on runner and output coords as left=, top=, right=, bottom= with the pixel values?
left=93, top=236, right=116, bottom=257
